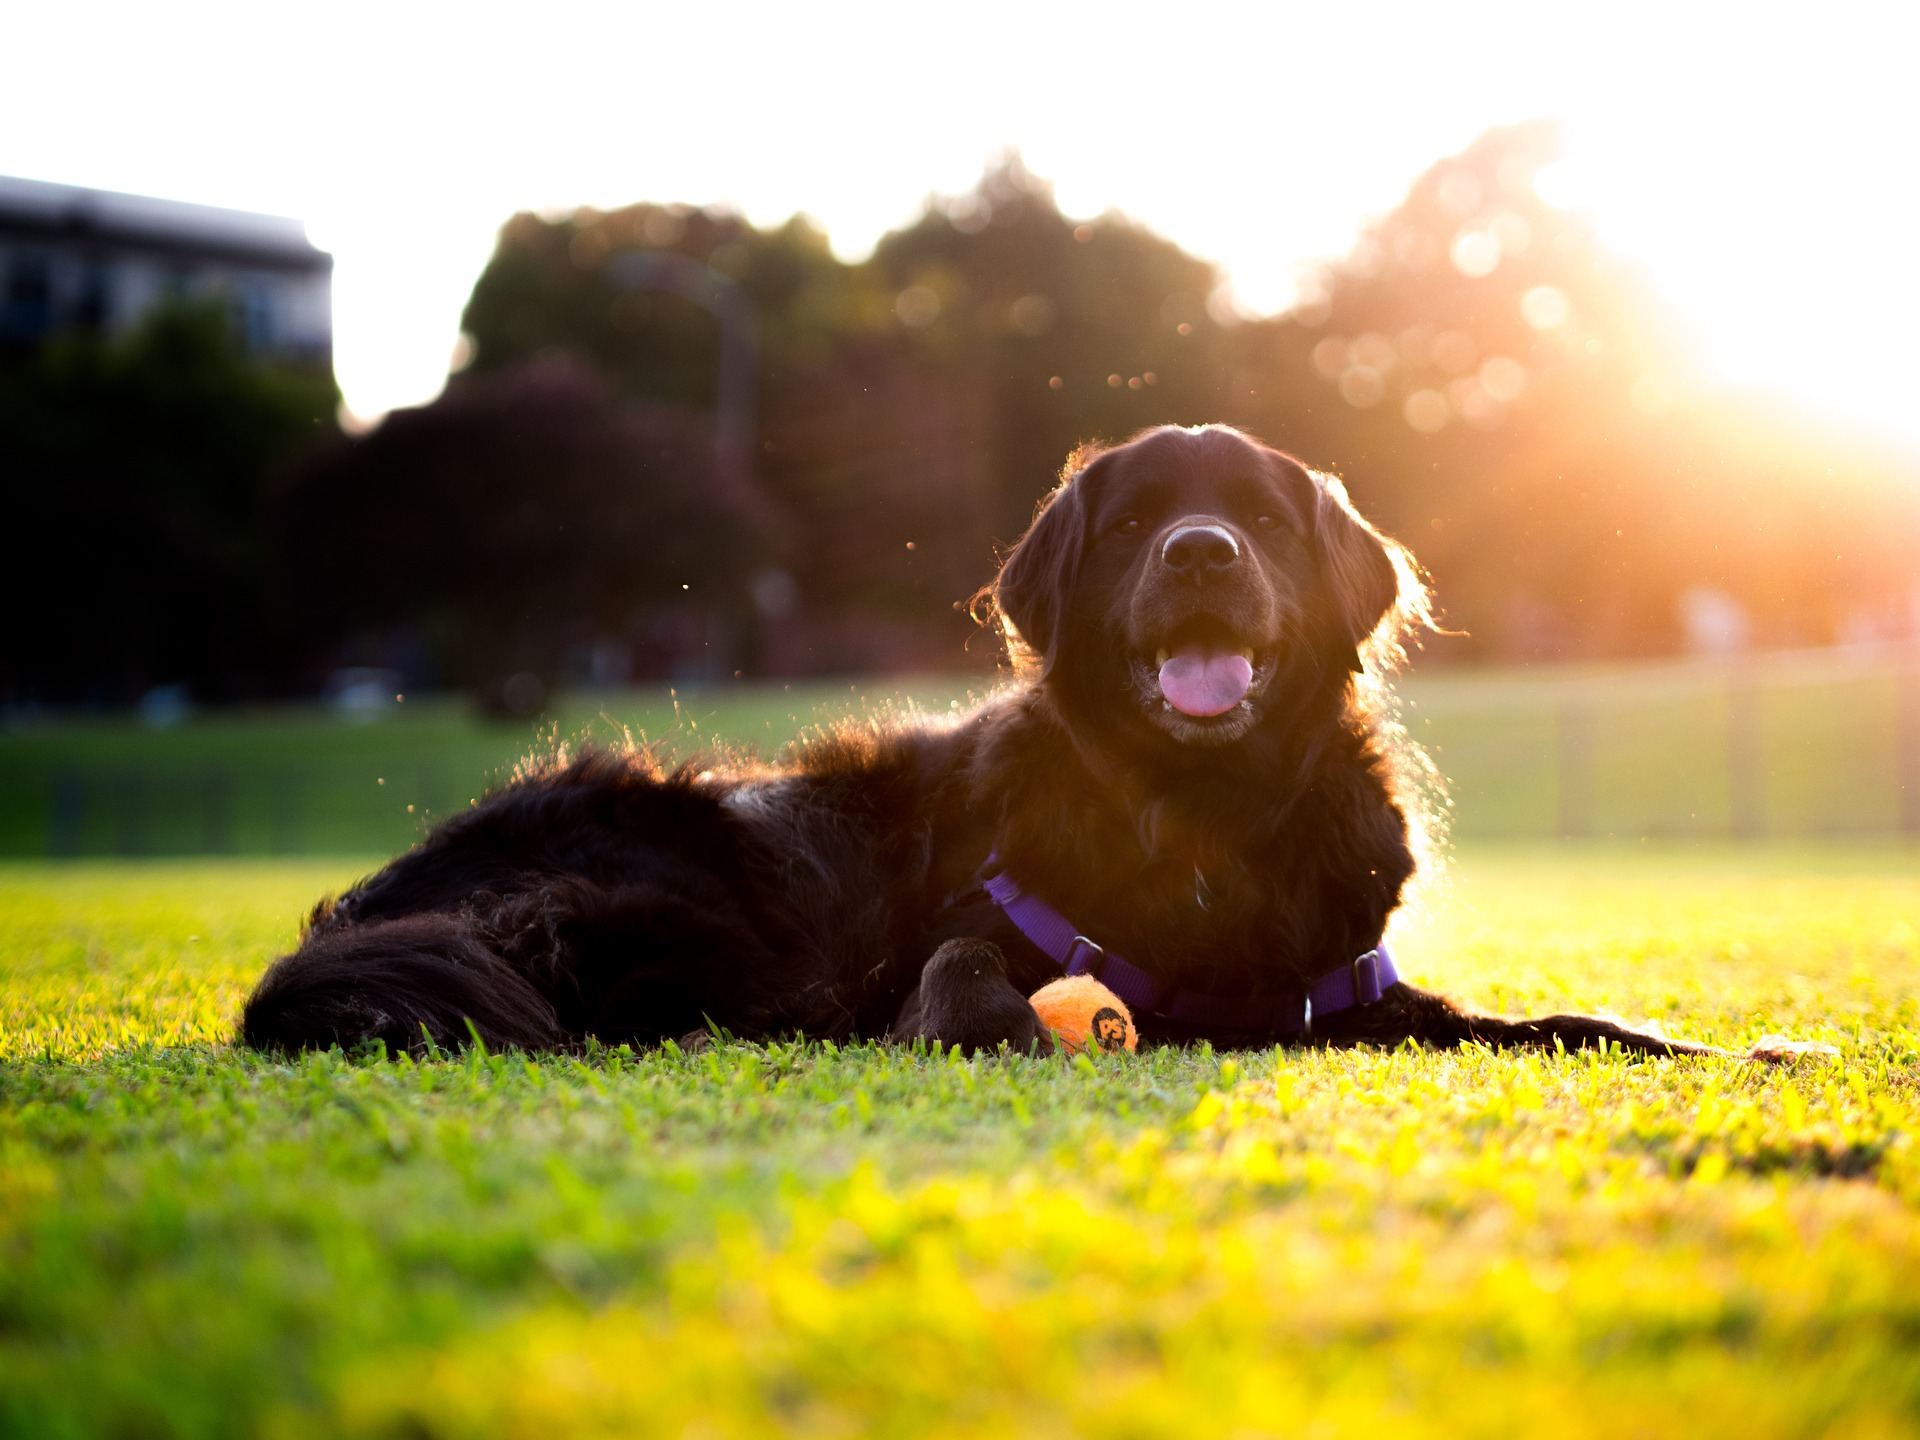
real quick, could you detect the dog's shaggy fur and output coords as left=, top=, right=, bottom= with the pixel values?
left=244, top=425, right=1734, bottom=1059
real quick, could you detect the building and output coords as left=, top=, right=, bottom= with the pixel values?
left=0, top=175, right=331, bottom=361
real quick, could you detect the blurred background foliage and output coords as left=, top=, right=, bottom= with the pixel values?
left=4, top=122, right=1917, bottom=711
left=0, top=301, right=337, bottom=703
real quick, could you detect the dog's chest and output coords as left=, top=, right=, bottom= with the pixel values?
left=1096, top=858, right=1310, bottom=976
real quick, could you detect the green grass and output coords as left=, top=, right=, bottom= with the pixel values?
left=3, top=847, right=1920, bottom=1437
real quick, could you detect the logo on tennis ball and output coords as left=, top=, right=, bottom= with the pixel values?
left=1091, top=1007, right=1128, bottom=1051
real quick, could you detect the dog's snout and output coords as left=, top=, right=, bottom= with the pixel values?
left=1161, top=522, right=1241, bottom=577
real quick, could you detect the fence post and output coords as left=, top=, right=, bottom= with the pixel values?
left=271, top=771, right=303, bottom=855
left=203, top=766, right=234, bottom=854
left=115, top=771, right=149, bottom=856
left=1900, top=653, right=1920, bottom=838
left=1558, top=694, right=1593, bottom=838
left=419, top=762, right=446, bottom=830
left=1727, top=658, right=1765, bottom=839
left=47, top=770, right=83, bottom=857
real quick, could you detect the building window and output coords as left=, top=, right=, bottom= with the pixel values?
left=74, top=260, right=113, bottom=333
left=231, top=283, right=274, bottom=351
left=2, top=255, right=54, bottom=342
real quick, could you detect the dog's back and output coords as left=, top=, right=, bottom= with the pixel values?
left=242, top=713, right=990, bottom=1055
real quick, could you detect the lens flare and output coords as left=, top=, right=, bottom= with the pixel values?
left=1403, top=388, right=1450, bottom=433
left=1521, top=285, right=1570, bottom=329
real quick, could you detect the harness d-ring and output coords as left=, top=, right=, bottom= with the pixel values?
left=1064, top=935, right=1106, bottom=976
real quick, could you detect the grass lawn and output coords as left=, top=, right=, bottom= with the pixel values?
left=2, top=846, right=1919, bottom=1438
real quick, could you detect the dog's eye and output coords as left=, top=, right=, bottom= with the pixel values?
left=1253, top=514, right=1279, bottom=530
left=1115, top=516, right=1142, bottom=535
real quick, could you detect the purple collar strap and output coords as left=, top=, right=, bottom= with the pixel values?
left=982, top=856, right=1400, bottom=1038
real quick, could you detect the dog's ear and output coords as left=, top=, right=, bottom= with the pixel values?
left=993, top=455, right=1101, bottom=676
left=1310, top=470, right=1401, bottom=663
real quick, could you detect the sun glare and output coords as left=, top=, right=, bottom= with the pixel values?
left=1526, top=110, right=1920, bottom=447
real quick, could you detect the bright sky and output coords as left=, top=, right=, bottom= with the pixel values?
left=6, top=0, right=1917, bottom=452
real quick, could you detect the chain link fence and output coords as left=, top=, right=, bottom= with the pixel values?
left=9, top=649, right=1920, bottom=855
left=1399, top=645, right=1920, bottom=840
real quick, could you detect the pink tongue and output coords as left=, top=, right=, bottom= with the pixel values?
left=1158, top=647, right=1254, bottom=717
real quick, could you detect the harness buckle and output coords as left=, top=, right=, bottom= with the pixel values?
left=1064, top=934, right=1106, bottom=977
left=1352, top=949, right=1380, bottom=1005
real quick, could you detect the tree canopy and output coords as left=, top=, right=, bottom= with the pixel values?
left=11, top=128, right=1914, bottom=706
left=429, top=134, right=1918, bottom=680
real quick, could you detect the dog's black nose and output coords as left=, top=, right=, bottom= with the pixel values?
left=1161, top=522, right=1241, bottom=577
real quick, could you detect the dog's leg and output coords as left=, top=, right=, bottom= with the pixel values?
left=889, top=939, right=1056, bottom=1056
left=1325, top=982, right=1835, bottom=1061
left=1312, top=981, right=1747, bottom=1059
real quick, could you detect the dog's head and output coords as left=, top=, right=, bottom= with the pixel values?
left=994, top=425, right=1421, bottom=747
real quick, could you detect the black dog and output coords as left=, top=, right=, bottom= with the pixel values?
left=244, top=425, right=1786, bottom=1061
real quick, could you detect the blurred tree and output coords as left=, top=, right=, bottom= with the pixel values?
left=861, top=156, right=1236, bottom=581
left=461, top=203, right=865, bottom=407
left=455, top=160, right=1246, bottom=673
left=0, top=301, right=338, bottom=704
left=18, top=140, right=1914, bottom=711
left=272, top=356, right=757, bottom=708
left=298, top=137, right=1920, bottom=692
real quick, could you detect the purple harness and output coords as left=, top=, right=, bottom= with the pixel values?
left=982, top=855, right=1400, bottom=1037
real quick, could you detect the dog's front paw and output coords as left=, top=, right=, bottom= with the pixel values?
left=1746, top=1033, right=1840, bottom=1064
left=896, top=939, right=1056, bottom=1056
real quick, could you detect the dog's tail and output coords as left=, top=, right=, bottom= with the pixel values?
left=241, top=912, right=566, bottom=1056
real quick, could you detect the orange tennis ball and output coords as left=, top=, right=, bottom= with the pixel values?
left=1029, top=975, right=1137, bottom=1055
